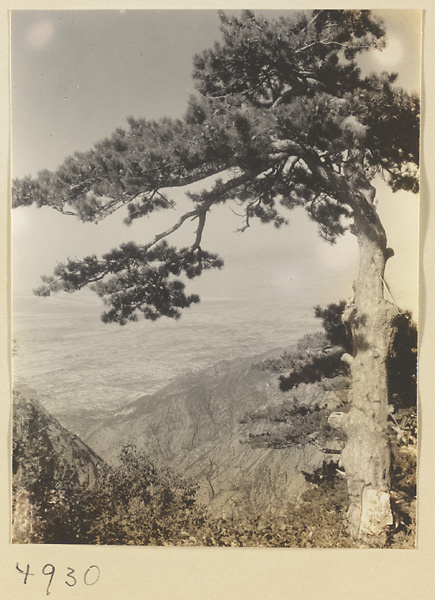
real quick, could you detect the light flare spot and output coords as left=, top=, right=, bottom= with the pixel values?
left=373, top=33, right=404, bottom=67
left=26, top=20, right=55, bottom=50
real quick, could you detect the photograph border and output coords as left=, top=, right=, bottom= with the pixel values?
left=1, top=1, right=434, bottom=599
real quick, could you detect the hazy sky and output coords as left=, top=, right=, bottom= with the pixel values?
left=11, top=10, right=421, bottom=315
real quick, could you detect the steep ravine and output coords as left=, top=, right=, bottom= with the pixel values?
left=84, top=349, right=350, bottom=516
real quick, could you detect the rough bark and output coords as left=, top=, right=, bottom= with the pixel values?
left=341, top=204, right=397, bottom=545
left=297, top=146, right=401, bottom=544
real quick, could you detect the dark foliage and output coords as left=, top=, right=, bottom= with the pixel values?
left=252, top=332, right=328, bottom=373
left=302, top=460, right=341, bottom=485
left=34, top=240, right=223, bottom=325
left=273, top=302, right=417, bottom=405
left=253, top=302, right=352, bottom=392
left=77, top=445, right=205, bottom=545
left=278, top=348, right=347, bottom=391
left=386, top=406, right=417, bottom=547
left=13, top=435, right=353, bottom=547
left=387, top=311, right=418, bottom=409
left=314, top=300, right=352, bottom=352
left=278, top=301, right=352, bottom=391
left=13, top=443, right=205, bottom=545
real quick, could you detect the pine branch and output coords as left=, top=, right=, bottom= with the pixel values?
left=142, top=209, right=200, bottom=252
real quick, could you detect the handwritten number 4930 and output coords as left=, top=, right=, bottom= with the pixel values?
left=16, top=563, right=100, bottom=595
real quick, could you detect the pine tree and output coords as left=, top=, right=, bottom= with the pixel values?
left=12, top=10, right=419, bottom=545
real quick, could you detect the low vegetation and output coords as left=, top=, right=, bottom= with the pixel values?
left=12, top=412, right=416, bottom=548
left=13, top=440, right=355, bottom=547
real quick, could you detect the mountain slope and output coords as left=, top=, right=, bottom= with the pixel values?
left=85, top=348, right=350, bottom=515
left=12, top=387, right=105, bottom=543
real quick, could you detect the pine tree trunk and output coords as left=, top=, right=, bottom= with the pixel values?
left=341, top=206, right=396, bottom=545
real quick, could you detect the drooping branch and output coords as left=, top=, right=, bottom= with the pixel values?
left=192, top=203, right=210, bottom=251
left=146, top=209, right=201, bottom=251
left=35, top=240, right=225, bottom=325
left=235, top=197, right=261, bottom=233
left=32, top=166, right=270, bottom=324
